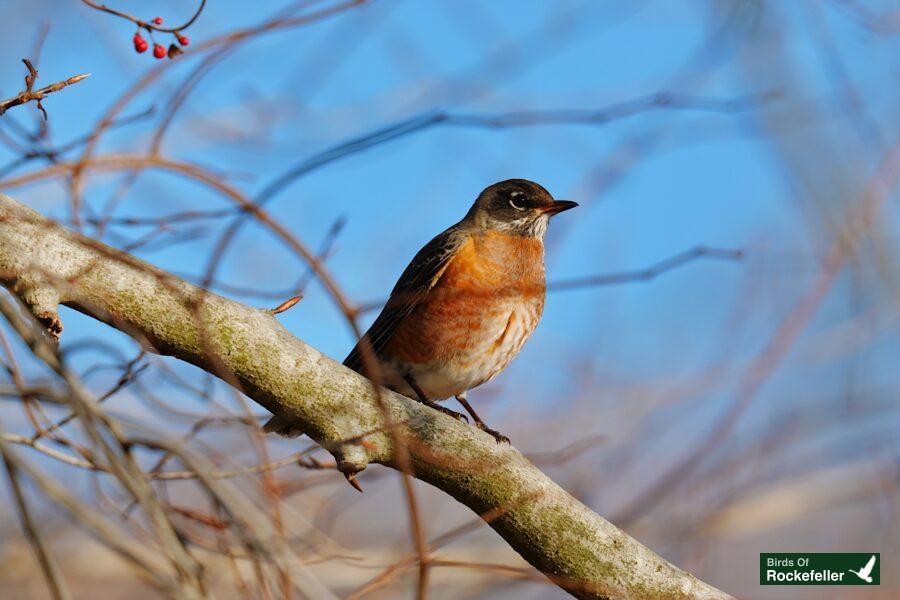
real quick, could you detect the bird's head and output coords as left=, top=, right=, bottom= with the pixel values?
left=465, top=179, right=577, bottom=238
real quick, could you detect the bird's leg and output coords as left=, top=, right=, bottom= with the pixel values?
left=455, top=392, right=510, bottom=444
left=402, top=374, right=468, bottom=422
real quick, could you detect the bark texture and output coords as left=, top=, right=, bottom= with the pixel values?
left=0, top=194, right=731, bottom=600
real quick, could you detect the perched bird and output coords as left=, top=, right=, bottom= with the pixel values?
left=268, top=179, right=576, bottom=443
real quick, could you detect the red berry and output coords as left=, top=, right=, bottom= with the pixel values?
left=152, top=16, right=163, bottom=25
left=133, top=34, right=148, bottom=53
left=152, top=44, right=166, bottom=59
left=177, top=35, right=190, bottom=46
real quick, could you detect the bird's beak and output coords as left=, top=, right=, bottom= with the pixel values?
left=540, top=200, right=578, bottom=215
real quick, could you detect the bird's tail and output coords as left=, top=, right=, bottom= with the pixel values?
left=262, top=412, right=305, bottom=438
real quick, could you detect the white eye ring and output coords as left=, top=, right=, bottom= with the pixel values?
left=509, top=195, right=527, bottom=210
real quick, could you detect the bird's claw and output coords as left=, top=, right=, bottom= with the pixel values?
left=476, top=422, right=510, bottom=444
left=441, top=406, right=468, bottom=423
left=428, top=402, right=468, bottom=423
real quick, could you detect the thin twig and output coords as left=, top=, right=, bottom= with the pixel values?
left=0, top=431, right=72, bottom=600
left=0, top=59, right=90, bottom=119
left=80, top=0, right=207, bottom=34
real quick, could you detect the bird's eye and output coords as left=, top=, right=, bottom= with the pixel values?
left=509, top=194, right=527, bottom=210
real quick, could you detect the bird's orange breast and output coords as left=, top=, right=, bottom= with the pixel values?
left=384, top=230, right=545, bottom=371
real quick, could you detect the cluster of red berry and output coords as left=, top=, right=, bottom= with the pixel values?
left=132, top=17, right=190, bottom=60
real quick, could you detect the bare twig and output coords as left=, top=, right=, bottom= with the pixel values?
left=0, top=59, right=90, bottom=119
left=0, top=426, right=190, bottom=594
left=80, top=0, right=207, bottom=34
left=255, top=92, right=776, bottom=209
left=269, top=295, right=303, bottom=315
left=0, top=428, right=71, bottom=600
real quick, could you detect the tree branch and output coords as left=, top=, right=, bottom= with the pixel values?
left=0, top=193, right=731, bottom=600
left=0, top=59, right=90, bottom=119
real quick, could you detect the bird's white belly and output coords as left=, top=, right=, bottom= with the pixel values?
left=381, top=301, right=540, bottom=400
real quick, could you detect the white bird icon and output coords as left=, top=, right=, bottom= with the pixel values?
left=848, top=555, right=877, bottom=583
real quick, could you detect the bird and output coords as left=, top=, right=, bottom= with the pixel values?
left=267, top=179, right=576, bottom=444
left=848, top=555, right=876, bottom=583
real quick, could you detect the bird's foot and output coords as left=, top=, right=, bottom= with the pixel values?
left=420, top=398, right=468, bottom=423
left=433, top=403, right=469, bottom=423
left=476, top=422, right=510, bottom=444
left=404, top=374, right=469, bottom=422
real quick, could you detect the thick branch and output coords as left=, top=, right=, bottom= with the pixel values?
left=0, top=194, right=731, bottom=600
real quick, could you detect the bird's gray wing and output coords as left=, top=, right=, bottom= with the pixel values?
left=343, top=224, right=469, bottom=373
